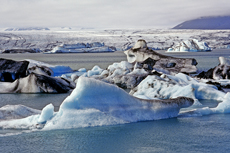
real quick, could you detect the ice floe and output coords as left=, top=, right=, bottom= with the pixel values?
left=45, top=42, right=116, bottom=53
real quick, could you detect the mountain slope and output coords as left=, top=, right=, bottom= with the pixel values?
left=173, top=16, right=230, bottom=29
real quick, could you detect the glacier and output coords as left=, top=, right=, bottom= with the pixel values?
left=1, top=29, right=230, bottom=52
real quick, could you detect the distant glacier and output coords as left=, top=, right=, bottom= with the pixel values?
left=0, top=29, right=230, bottom=52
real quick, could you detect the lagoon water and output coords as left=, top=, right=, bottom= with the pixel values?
left=1, top=49, right=230, bottom=153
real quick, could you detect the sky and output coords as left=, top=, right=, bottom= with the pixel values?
left=0, top=0, right=230, bottom=29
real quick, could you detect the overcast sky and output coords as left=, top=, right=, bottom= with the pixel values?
left=0, top=0, right=230, bottom=29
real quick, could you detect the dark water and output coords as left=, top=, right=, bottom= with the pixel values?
left=0, top=51, right=127, bottom=70
left=1, top=113, right=230, bottom=153
left=1, top=49, right=230, bottom=153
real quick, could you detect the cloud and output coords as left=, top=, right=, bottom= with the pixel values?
left=0, top=0, right=230, bottom=28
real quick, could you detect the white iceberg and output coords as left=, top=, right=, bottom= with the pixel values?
left=130, top=73, right=225, bottom=101
left=167, top=39, right=211, bottom=52
left=45, top=42, right=116, bottom=53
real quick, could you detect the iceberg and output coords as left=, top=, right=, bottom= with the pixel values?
left=0, top=77, right=193, bottom=130
left=0, top=73, right=75, bottom=93
left=197, top=57, right=230, bottom=80
left=130, top=73, right=225, bottom=101
left=45, top=42, right=116, bottom=53
left=0, top=58, right=75, bottom=93
left=26, top=59, right=73, bottom=76
left=124, top=40, right=198, bottom=74
left=2, top=48, right=41, bottom=54
left=167, top=39, right=211, bottom=52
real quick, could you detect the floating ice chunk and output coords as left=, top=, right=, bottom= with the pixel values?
left=0, top=77, right=193, bottom=130
left=108, top=61, right=133, bottom=72
left=45, top=42, right=115, bottom=53
left=167, top=39, right=211, bottom=52
left=131, top=73, right=225, bottom=101
left=78, top=68, right=87, bottom=72
left=37, top=104, right=54, bottom=124
left=86, top=65, right=104, bottom=77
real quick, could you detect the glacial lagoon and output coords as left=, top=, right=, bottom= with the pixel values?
left=1, top=49, right=230, bottom=153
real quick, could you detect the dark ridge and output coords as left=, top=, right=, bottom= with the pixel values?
left=173, top=16, right=230, bottom=30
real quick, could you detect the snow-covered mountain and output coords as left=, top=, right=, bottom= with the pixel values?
left=173, top=16, right=230, bottom=29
